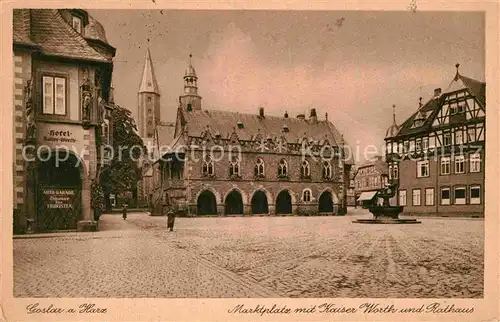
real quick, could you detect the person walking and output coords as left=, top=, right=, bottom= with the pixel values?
left=167, top=208, right=176, bottom=232
left=122, top=203, right=128, bottom=220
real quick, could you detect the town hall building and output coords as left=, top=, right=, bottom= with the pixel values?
left=150, top=56, right=354, bottom=217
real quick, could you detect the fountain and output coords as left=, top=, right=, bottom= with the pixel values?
left=353, top=183, right=421, bottom=224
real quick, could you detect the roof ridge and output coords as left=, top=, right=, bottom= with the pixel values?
left=50, top=9, right=108, bottom=62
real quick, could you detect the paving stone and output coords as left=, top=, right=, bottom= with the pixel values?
left=14, top=211, right=484, bottom=298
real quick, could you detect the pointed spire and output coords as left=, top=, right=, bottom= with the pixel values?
left=139, top=48, right=160, bottom=94
left=392, top=104, right=397, bottom=124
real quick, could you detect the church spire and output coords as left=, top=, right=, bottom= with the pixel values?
left=139, top=48, right=160, bottom=94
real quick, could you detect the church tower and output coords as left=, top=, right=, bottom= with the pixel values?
left=179, top=54, right=202, bottom=111
left=138, top=48, right=160, bottom=138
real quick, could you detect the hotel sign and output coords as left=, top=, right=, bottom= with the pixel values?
left=37, top=123, right=85, bottom=153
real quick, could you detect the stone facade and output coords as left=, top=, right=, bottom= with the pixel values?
left=12, top=9, right=115, bottom=233
left=151, top=57, right=353, bottom=217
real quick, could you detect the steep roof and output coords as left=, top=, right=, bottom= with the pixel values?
left=84, top=14, right=109, bottom=44
left=13, top=9, right=110, bottom=63
left=393, top=71, right=485, bottom=139
left=178, top=108, right=354, bottom=164
left=13, top=10, right=37, bottom=47
left=155, top=122, right=175, bottom=147
left=139, top=48, right=160, bottom=94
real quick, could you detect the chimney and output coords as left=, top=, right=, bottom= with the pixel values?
left=297, top=114, right=305, bottom=120
left=259, top=107, right=264, bottom=118
left=434, top=88, right=442, bottom=97
left=309, top=108, right=318, bottom=124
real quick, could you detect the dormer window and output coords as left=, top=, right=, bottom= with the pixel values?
left=72, top=16, right=83, bottom=34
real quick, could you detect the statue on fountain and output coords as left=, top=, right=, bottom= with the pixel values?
left=353, top=182, right=421, bottom=224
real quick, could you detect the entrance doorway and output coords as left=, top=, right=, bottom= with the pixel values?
left=197, top=190, right=217, bottom=215
left=37, top=151, right=82, bottom=231
left=318, top=191, right=334, bottom=213
left=225, top=190, right=243, bottom=215
left=276, top=190, right=292, bottom=214
left=251, top=190, right=269, bottom=214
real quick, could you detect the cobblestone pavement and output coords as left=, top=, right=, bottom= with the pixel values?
left=14, top=210, right=483, bottom=298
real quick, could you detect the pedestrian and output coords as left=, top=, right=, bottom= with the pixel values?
left=167, top=208, right=176, bottom=232
left=122, top=203, right=128, bottom=220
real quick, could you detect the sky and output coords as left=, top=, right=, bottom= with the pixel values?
left=89, top=10, right=485, bottom=163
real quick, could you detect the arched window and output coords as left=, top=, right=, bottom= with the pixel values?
left=322, top=161, right=332, bottom=180
left=302, top=189, right=312, bottom=202
left=229, top=156, right=240, bottom=177
left=278, top=159, right=288, bottom=177
left=254, top=158, right=265, bottom=177
left=300, top=160, right=310, bottom=178
left=202, top=155, right=214, bottom=176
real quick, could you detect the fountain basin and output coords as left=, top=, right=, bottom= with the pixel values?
left=352, top=206, right=421, bottom=224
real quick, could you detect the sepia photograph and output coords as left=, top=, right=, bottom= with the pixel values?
left=3, top=2, right=499, bottom=321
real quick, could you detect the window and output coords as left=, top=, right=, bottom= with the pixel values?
left=441, top=157, right=451, bottom=175
left=440, top=187, right=450, bottom=205
left=147, top=96, right=152, bottom=102
left=148, top=109, right=152, bottom=115
left=415, top=138, right=422, bottom=152
left=322, top=161, right=332, bottom=180
left=429, top=136, right=436, bottom=149
left=455, top=129, right=464, bottom=145
left=202, top=155, right=214, bottom=176
left=187, top=103, right=192, bottom=111
left=422, top=137, right=429, bottom=150
left=454, top=186, right=466, bottom=205
left=467, top=127, right=476, bottom=142
left=229, top=156, right=240, bottom=177
left=254, top=158, right=265, bottom=177
left=300, top=160, right=310, bottom=178
left=425, top=188, right=434, bottom=206
left=470, top=185, right=481, bottom=204
left=393, top=164, right=399, bottom=179
left=302, top=189, right=312, bottom=202
left=454, top=155, right=465, bottom=174
left=470, top=153, right=481, bottom=172
left=277, top=159, right=288, bottom=177
left=399, top=190, right=407, bottom=206
left=388, top=165, right=393, bottom=180
left=72, top=16, right=82, bottom=34
left=412, top=189, right=421, bottom=206
left=443, top=133, right=452, bottom=146
left=42, top=76, right=66, bottom=115
left=403, top=140, right=409, bottom=153
left=409, top=140, right=415, bottom=152
left=417, top=160, right=429, bottom=178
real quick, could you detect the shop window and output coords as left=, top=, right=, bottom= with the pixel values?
left=470, top=185, right=481, bottom=204
left=454, top=186, right=466, bottom=205
left=441, top=187, right=450, bottom=205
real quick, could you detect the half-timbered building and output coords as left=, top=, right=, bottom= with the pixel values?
left=385, top=64, right=485, bottom=217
